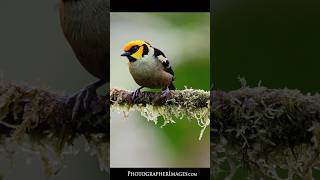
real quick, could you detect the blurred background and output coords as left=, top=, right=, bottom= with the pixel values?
left=0, top=0, right=107, bottom=179
left=213, top=0, right=320, bottom=93
left=213, top=0, right=320, bottom=179
left=110, top=13, right=210, bottom=167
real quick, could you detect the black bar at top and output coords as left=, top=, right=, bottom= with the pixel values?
left=111, top=0, right=210, bottom=12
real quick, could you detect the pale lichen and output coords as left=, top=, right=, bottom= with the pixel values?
left=84, top=133, right=109, bottom=172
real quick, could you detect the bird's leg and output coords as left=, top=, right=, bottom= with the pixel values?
left=160, top=86, right=170, bottom=98
left=131, top=86, right=144, bottom=101
left=67, top=79, right=106, bottom=119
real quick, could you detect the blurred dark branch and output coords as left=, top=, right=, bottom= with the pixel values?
left=211, top=86, right=320, bottom=179
left=0, top=83, right=109, bottom=141
left=211, top=86, right=320, bottom=142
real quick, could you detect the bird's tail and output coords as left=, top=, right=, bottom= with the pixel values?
left=168, top=83, right=175, bottom=90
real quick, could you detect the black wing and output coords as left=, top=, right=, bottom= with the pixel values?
left=154, top=48, right=175, bottom=78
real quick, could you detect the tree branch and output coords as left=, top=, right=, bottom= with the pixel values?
left=110, top=88, right=210, bottom=140
left=211, top=86, right=320, bottom=179
left=110, top=88, right=209, bottom=108
left=0, top=83, right=109, bottom=138
left=2, top=83, right=320, bottom=178
left=0, top=83, right=109, bottom=175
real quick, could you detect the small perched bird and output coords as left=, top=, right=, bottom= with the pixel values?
left=59, top=0, right=109, bottom=118
left=121, top=40, right=175, bottom=99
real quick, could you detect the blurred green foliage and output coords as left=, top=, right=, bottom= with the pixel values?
left=213, top=0, right=320, bottom=93
left=152, top=13, right=210, bottom=28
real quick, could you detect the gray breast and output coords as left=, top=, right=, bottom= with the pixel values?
left=130, top=56, right=161, bottom=78
left=129, top=56, right=172, bottom=88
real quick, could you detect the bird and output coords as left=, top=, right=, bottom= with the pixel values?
left=121, top=40, right=175, bottom=99
left=58, top=0, right=109, bottom=118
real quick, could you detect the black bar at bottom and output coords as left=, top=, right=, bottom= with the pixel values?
left=111, top=168, right=210, bottom=179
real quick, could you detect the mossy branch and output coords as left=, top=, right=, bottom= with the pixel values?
left=211, top=86, right=320, bottom=179
left=0, top=83, right=109, bottom=175
left=0, top=83, right=109, bottom=137
left=110, top=88, right=209, bottom=108
left=2, top=83, right=320, bottom=179
left=110, top=88, right=210, bottom=140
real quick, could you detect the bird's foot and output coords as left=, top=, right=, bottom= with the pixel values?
left=160, top=87, right=170, bottom=99
left=67, top=86, right=97, bottom=120
left=66, top=79, right=106, bottom=120
left=131, top=87, right=144, bottom=102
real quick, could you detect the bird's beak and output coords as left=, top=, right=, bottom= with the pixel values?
left=121, top=52, right=131, bottom=57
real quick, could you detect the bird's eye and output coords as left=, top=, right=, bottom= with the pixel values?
left=131, top=46, right=139, bottom=52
